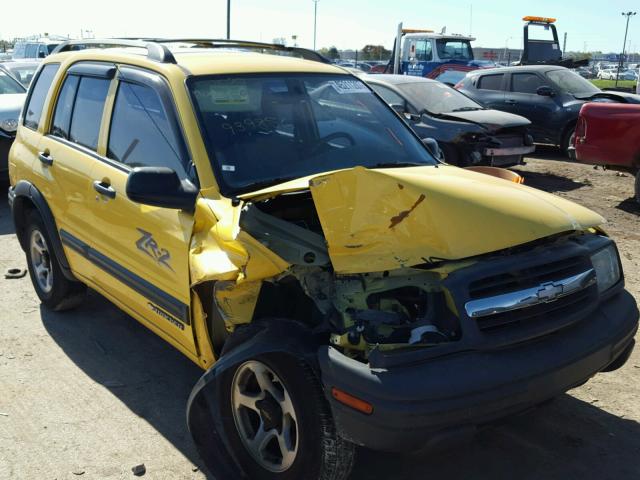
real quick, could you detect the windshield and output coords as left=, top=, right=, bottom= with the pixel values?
left=546, top=69, right=600, bottom=96
left=435, top=39, right=473, bottom=61
left=0, top=71, right=26, bottom=94
left=189, top=74, right=437, bottom=195
left=399, top=81, right=481, bottom=114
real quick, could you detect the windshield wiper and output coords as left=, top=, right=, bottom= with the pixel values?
left=372, top=161, right=429, bottom=169
left=239, top=176, right=299, bottom=193
left=450, top=107, right=483, bottom=112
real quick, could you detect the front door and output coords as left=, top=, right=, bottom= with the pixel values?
left=85, top=68, right=197, bottom=354
left=502, top=72, right=561, bottom=143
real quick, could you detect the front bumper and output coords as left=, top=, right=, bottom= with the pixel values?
left=484, top=145, right=535, bottom=157
left=319, top=290, right=638, bottom=452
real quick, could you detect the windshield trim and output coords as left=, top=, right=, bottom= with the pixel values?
left=187, top=72, right=440, bottom=198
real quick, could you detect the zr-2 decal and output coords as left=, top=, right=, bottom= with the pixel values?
left=136, top=228, right=174, bottom=271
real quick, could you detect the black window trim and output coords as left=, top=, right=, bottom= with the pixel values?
left=106, top=65, right=193, bottom=180
left=22, top=63, right=61, bottom=131
left=49, top=61, right=116, bottom=142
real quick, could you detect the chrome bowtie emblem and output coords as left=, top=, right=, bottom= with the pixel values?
left=536, top=282, right=564, bottom=302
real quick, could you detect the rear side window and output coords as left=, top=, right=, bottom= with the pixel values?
left=69, top=77, right=110, bottom=150
left=23, top=64, right=60, bottom=130
left=107, top=81, right=186, bottom=175
left=511, top=73, right=544, bottom=94
left=51, top=75, right=80, bottom=139
left=477, top=74, right=504, bottom=91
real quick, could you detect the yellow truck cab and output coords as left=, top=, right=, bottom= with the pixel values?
left=7, top=39, right=639, bottom=480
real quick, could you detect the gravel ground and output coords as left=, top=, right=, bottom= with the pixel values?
left=1, top=151, right=639, bottom=480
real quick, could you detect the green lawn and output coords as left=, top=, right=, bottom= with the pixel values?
left=591, top=79, right=637, bottom=90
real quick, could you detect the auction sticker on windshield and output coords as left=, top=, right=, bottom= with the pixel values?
left=330, top=80, right=370, bottom=94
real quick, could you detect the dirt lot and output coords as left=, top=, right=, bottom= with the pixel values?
left=1, top=151, right=639, bottom=480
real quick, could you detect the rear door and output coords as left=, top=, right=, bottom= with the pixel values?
left=472, top=73, right=506, bottom=109
left=503, top=71, right=561, bottom=143
left=85, top=66, right=197, bottom=354
left=39, top=63, right=115, bottom=281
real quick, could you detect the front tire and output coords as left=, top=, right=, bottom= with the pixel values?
left=25, top=211, right=85, bottom=311
left=220, top=353, right=355, bottom=480
left=635, top=169, right=639, bottom=205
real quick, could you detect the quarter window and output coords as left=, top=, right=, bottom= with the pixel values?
left=511, top=73, right=544, bottom=94
left=477, top=74, right=504, bottom=91
left=23, top=64, right=60, bottom=130
left=107, top=81, right=186, bottom=175
left=51, top=75, right=80, bottom=139
left=68, top=77, right=110, bottom=151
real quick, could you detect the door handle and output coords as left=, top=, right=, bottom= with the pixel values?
left=93, top=180, right=116, bottom=199
left=38, top=151, right=53, bottom=166
left=504, top=99, right=517, bottom=105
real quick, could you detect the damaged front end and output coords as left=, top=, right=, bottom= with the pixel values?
left=191, top=164, right=604, bottom=364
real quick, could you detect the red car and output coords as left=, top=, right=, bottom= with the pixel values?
left=574, top=103, right=640, bottom=204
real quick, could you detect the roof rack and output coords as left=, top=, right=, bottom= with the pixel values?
left=51, top=39, right=177, bottom=64
left=50, top=38, right=330, bottom=65
left=132, top=38, right=331, bottom=64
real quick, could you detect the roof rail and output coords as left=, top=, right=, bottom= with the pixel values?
left=130, top=38, right=331, bottom=64
left=50, top=39, right=177, bottom=64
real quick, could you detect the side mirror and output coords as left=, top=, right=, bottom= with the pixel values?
left=126, top=167, right=198, bottom=211
left=536, top=85, right=555, bottom=97
left=38, top=51, right=46, bottom=58
left=422, top=138, right=443, bottom=160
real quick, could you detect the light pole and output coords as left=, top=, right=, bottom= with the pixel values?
left=617, top=11, right=636, bottom=86
left=226, top=0, right=231, bottom=39
left=312, top=0, right=319, bottom=51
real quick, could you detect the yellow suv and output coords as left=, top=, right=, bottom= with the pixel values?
left=8, top=39, right=639, bottom=480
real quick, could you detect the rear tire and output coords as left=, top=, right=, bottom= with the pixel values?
left=635, top=170, right=639, bottom=205
left=24, top=210, right=85, bottom=311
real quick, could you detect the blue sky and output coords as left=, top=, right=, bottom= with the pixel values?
left=3, top=0, right=638, bottom=53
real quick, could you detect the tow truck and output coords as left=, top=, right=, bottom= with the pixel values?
left=377, top=17, right=586, bottom=78
left=379, top=24, right=481, bottom=77
left=518, top=16, right=588, bottom=67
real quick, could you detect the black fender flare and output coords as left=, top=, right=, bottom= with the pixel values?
left=186, top=319, right=322, bottom=479
left=10, top=180, right=75, bottom=281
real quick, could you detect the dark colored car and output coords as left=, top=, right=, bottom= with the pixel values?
left=573, top=103, right=640, bottom=204
left=0, top=69, right=27, bottom=175
left=456, top=66, right=640, bottom=156
left=364, top=74, right=534, bottom=167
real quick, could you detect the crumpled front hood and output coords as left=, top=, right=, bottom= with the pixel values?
left=308, top=165, right=604, bottom=274
left=441, top=109, right=531, bottom=131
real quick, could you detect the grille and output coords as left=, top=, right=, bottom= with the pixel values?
left=467, top=256, right=595, bottom=333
